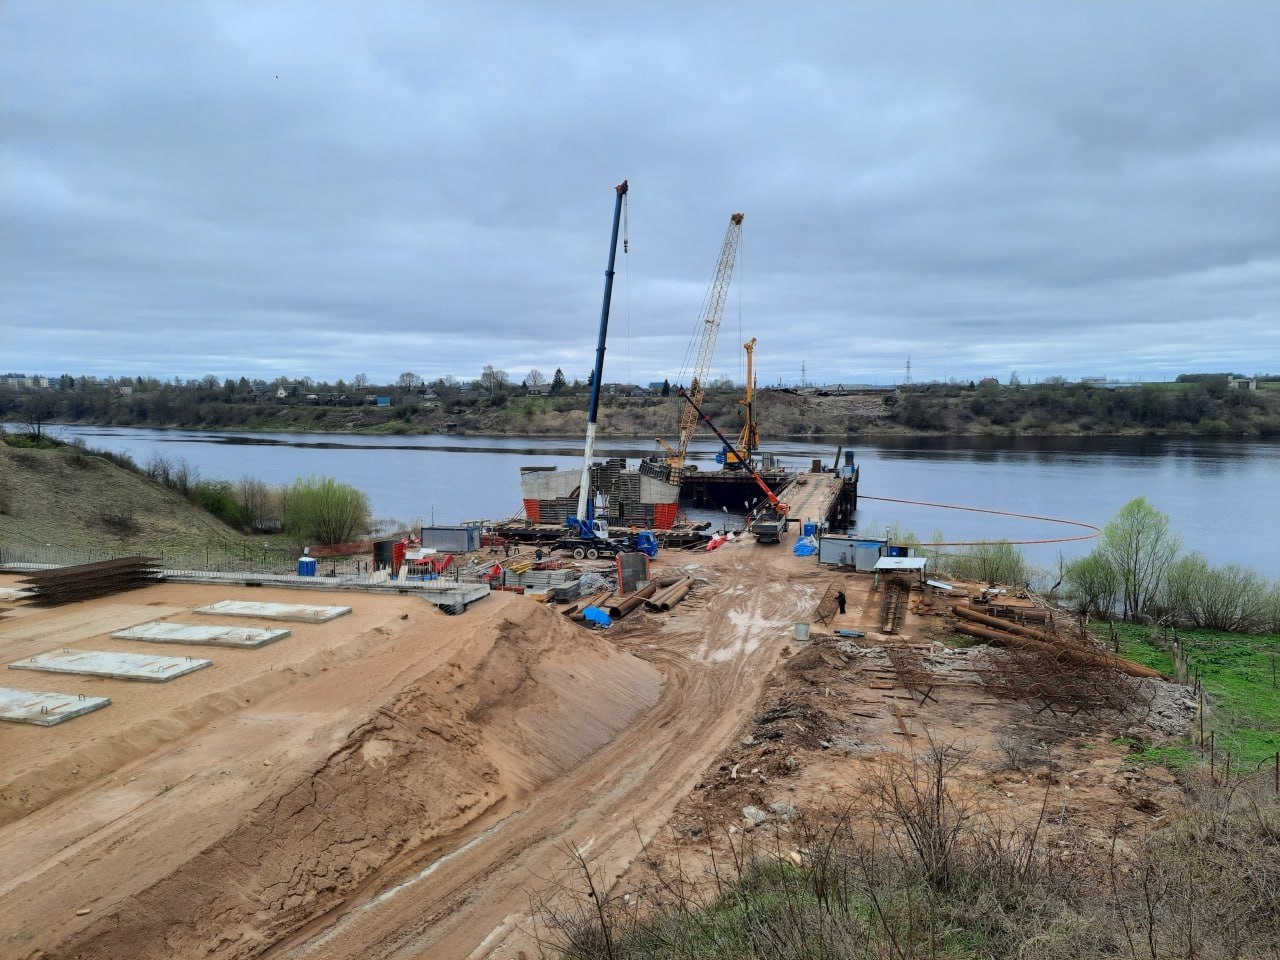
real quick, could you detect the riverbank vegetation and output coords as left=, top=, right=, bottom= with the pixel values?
left=0, top=431, right=373, bottom=569
left=4, top=371, right=1279, bottom=439
left=1064, top=498, right=1280, bottom=633
left=539, top=751, right=1280, bottom=960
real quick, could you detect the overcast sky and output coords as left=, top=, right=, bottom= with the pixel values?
left=2, top=2, right=1277, bottom=388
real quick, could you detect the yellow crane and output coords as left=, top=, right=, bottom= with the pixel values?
left=731, top=337, right=760, bottom=469
left=659, top=212, right=745, bottom=475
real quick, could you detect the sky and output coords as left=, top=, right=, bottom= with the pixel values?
left=2, top=2, right=1277, bottom=389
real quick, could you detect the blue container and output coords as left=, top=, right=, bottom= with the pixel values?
left=802, top=522, right=817, bottom=537
left=297, top=557, right=317, bottom=577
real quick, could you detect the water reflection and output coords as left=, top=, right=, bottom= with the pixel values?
left=31, top=424, right=1280, bottom=577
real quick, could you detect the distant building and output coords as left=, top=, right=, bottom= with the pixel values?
left=1227, top=375, right=1258, bottom=391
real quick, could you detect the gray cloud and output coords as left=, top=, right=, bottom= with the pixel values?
left=2, top=1, right=1277, bottom=387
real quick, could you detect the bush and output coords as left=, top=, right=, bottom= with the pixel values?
left=946, top=540, right=1029, bottom=586
left=1064, top=550, right=1121, bottom=619
left=282, top=476, right=371, bottom=545
left=191, top=479, right=243, bottom=529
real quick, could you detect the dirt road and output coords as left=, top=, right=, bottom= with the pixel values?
left=0, top=527, right=826, bottom=960
left=267, top=545, right=823, bottom=959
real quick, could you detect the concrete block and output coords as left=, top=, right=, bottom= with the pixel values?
left=8, top=650, right=212, bottom=682
left=112, top=622, right=290, bottom=648
left=193, top=600, right=352, bottom=622
left=0, top=685, right=111, bottom=726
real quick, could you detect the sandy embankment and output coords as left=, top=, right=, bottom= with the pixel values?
left=0, top=580, right=661, bottom=960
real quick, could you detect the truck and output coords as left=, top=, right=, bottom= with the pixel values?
left=749, top=505, right=789, bottom=544
left=555, top=522, right=660, bottom=561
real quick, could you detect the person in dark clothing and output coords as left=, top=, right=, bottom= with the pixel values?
left=836, top=589, right=847, bottom=615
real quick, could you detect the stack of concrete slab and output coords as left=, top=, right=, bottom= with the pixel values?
left=8, top=650, right=212, bottom=682
left=0, top=686, right=110, bottom=726
left=113, top=621, right=290, bottom=648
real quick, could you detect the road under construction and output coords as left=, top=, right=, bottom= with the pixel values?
left=0, top=459, right=1204, bottom=960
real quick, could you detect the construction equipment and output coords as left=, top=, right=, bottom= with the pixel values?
left=557, top=179, right=658, bottom=563
left=676, top=387, right=789, bottom=543
left=729, top=337, right=760, bottom=469
left=660, top=212, right=745, bottom=474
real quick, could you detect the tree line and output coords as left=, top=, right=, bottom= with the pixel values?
left=140, top=453, right=371, bottom=546
left=1064, top=498, right=1280, bottom=632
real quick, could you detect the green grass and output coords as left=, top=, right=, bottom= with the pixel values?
left=1116, top=624, right=1280, bottom=765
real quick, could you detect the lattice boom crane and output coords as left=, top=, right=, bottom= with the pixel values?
left=664, top=211, right=744, bottom=474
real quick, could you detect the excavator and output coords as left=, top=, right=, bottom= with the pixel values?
left=676, top=387, right=790, bottom=543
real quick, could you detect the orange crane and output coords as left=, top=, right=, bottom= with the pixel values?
left=676, top=386, right=789, bottom=542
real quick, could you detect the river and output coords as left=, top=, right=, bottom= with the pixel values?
left=33, top=425, right=1280, bottom=579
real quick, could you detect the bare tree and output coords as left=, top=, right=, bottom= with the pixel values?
left=19, top=392, right=57, bottom=440
left=396, top=371, right=423, bottom=390
left=480, top=365, right=509, bottom=394
left=236, top=476, right=274, bottom=531
left=353, top=372, right=369, bottom=389
left=525, top=369, right=546, bottom=390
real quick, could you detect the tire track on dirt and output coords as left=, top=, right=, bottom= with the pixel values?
left=267, top=548, right=815, bottom=960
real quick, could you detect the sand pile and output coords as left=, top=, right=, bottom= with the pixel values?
left=3, top=591, right=660, bottom=960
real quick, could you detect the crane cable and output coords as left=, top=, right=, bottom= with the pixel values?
left=857, top=494, right=1101, bottom=547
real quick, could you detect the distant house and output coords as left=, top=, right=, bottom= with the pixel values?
left=1227, top=376, right=1258, bottom=391
left=526, top=383, right=551, bottom=396
left=602, top=382, right=647, bottom=397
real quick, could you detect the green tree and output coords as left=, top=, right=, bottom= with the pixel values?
left=551, top=368, right=567, bottom=394
left=283, top=476, right=371, bottom=545
left=1099, top=497, right=1181, bottom=621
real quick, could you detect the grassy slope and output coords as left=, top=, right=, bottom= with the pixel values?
left=1117, top=623, right=1280, bottom=764
left=0, top=442, right=278, bottom=564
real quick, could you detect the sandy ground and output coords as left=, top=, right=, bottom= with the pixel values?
left=0, top=474, right=1195, bottom=960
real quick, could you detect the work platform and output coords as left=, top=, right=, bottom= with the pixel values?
left=8, top=650, right=212, bottom=682
left=193, top=600, right=352, bottom=622
left=112, top=622, right=291, bottom=648
left=0, top=686, right=111, bottom=726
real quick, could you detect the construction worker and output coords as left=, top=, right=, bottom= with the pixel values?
left=836, top=590, right=847, bottom=615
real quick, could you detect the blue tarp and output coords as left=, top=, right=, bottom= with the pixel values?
left=793, top=536, right=818, bottom=557
left=582, top=606, right=613, bottom=628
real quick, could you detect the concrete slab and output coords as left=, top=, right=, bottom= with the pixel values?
left=193, top=600, right=352, bottom=623
left=0, top=685, right=111, bottom=726
left=8, top=650, right=212, bottom=682
left=112, top=621, right=291, bottom=648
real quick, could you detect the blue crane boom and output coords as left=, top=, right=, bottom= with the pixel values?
left=571, top=179, right=628, bottom=536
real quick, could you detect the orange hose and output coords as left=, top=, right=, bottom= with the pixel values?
left=859, top=494, right=1100, bottom=547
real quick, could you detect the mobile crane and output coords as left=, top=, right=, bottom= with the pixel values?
left=554, top=179, right=658, bottom=562
left=676, top=386, right=790, bottom=543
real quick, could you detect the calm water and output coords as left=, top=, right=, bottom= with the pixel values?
left=34, top=425, right=1280, bottom=578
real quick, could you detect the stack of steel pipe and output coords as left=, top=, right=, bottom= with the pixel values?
left=605, top=581, right=659, bottom=619
left=563, top=591, right=612, bottom=620
left=20, top=557, right=162, bottom=607
left=643, top=576, right=694, bottom=612
left=952, top=605, right=1164, bottom=680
